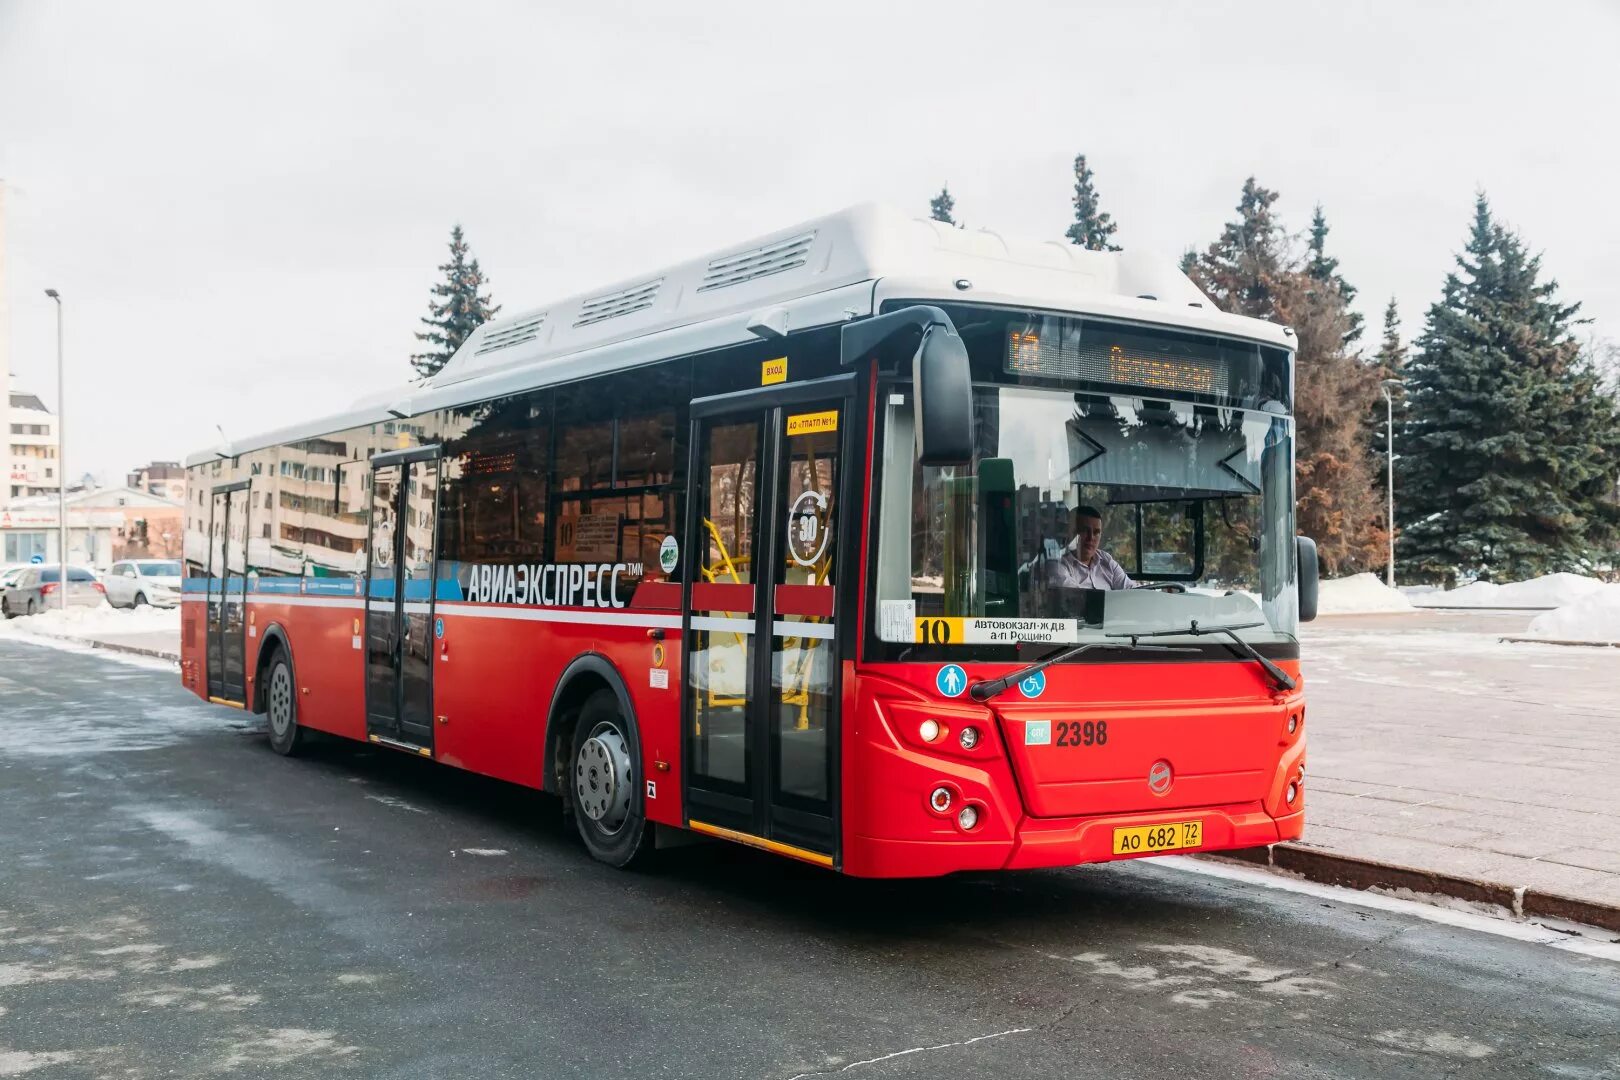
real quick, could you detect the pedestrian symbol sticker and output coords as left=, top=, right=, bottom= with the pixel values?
left=936, top=663, right=967, bottom=698
left=1018, top=670, right=1046, bottom=698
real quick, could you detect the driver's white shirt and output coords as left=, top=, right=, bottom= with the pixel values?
left=1045, top=548, right=1135, bottom=591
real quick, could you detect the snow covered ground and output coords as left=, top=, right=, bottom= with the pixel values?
left=1317, top=573, right=1415, bottom=615
left=0, top=603, right=181, bottom=649
left=1525, top=586, right=1620, bottom=644
left=1411, top=572, right=1609, bottom=610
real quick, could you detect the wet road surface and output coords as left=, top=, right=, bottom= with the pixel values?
left=1, top=638, right=1617, bottom=1078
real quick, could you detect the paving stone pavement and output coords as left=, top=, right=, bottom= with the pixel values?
left=1300, top=609, right=1620, bottom=908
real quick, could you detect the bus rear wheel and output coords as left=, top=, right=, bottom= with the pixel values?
left=570, top=689, right=653, bottom=868
left=265, top=653, right=303, bottom=757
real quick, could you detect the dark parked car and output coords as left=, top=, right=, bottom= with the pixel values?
left=1, top=566, right=106, bottom=618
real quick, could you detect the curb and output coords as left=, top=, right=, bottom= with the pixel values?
left=1499, top=635, right=1620, bottom=649
left=1205, top=844, right=1620, bottom=935
left=20, top=630, right=179, bottom=663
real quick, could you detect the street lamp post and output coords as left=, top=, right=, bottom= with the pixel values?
left=1380, top=378, right=1404, bottom=589
left=44, top=288, right=66, bottom=611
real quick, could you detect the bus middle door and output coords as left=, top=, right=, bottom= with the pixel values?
left=363, top=446, right=442, bottom=755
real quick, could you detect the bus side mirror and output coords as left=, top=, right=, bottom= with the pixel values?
left=1296, top=535, right=1319, bottom=622
left=839, top=305, right=973, bottom=466
left=913, top=325, right=973, bottom=465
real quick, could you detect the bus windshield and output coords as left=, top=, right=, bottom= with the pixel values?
left=872, top=320, right=1298, bottom=659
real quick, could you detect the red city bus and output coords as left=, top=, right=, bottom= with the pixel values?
left=181, top=205, right=1316, bottom=876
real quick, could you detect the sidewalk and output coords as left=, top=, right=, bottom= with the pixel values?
left=1271, top=610, right=1620, bottom=927
left=68, top=628, right=180, bottom=660
left=0, top=607, right=181, bottom=662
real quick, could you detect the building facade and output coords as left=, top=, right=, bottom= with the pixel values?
left=1, top=486, right=184, bottom=568
left=128, top=459, right=187, bottom=503
left=8, top=388, right=62, bottom=503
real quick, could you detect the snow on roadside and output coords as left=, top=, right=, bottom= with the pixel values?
left=1412, top=572, right=1607, bottom=609
left=0, top=603, right=180, bottom=669
left=1524, top=586, right=1620, bottom=644
left=1317, top=573, right=1415, bottom=615
left=0, top=602, right=179, bottom=641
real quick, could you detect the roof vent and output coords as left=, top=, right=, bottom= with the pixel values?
left=699, top=231, right=816, bottom=293
left=574, top=279, right=663, bottom=328
left=473, top=313, right=546, bottom=356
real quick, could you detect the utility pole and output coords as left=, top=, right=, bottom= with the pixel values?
left=1380, top=379, right=1403, bottom=588
left=45, top=289, right=65, bottom=609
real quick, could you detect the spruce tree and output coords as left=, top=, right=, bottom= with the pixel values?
left=1184, top=177, right=1286, bottom=318
left=1186, top=178, right=1385, bottom=574
left=929, top=186, right=957, bottom=226
left=1305, top=205, right=1364, bottom=345
left=1064, top=154, right=1120, bottom=251
left=411, top=224, right=500, bottom=380
left=1398, top=195, right=1620, bottom=582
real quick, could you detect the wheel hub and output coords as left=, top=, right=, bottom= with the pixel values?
left=574, top=723, right=633, bottom=832
left=268, top=665, right=293, bottom=738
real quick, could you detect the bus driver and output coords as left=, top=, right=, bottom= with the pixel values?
left=1043, top=505, right=1136, bottom=591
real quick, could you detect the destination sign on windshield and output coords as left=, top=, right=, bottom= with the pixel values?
left=1006, top=318, right=1232, bottom=398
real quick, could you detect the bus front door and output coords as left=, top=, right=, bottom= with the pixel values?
left=682, top=378, right=854, bottom=866
left=363, top=447, right=441, bottom=755
left=206, top=481, right=251, bottom=705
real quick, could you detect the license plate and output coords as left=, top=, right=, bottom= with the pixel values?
left=1112, top=820, right=1203, bottom=855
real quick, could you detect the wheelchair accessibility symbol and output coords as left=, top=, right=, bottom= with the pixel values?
left=1018, top=670, right=1046, bottom=698
left=936, top=664, right=967, bottom=698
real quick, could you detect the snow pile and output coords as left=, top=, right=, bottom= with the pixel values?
left=0, top=603, right=180, bottom=642
left=1316, top=573, right=1415, bottom=615
left=1413, top=572, right=1608, bottom=609
left=1525, top=586, right=1620, bottom=644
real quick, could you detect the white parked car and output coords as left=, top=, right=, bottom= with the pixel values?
left=103, top=559, right=184, bottom=609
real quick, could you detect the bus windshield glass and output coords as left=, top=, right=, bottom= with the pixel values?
left=872, top=307, right=1297, bottom=658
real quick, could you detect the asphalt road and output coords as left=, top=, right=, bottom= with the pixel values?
left=1, top=638, right=1617, bottom=1079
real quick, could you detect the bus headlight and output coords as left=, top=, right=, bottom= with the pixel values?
left=1286, top=782, right=1299, bottom=805
left=929, top=786, right=953, bottom=813
left=958, top=726, right=980, bottom=750
left=919, top=719, right=942, bottom=743
left=957, top=805, right=980, bottom=830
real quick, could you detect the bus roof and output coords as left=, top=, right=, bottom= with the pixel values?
left=189, top=203, right=1294, bottom=466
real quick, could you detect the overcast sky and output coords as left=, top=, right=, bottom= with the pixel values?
left=2, top=0, right=1616, bottom=484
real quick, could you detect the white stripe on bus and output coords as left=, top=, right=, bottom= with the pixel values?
left=435, top=603, right=682, bottom=630
left=690, top=615, right=754, bottom=635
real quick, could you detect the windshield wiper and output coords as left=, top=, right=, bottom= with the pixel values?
left=1108, top=620, right=1296, bottom=692
left=969, top=640, right=1196, bottom=702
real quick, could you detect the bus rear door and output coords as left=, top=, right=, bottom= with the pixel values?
left=206, top=480, right=251, bottom=706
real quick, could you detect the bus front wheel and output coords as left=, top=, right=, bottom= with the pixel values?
left=570, top=689, right=653, bottom=868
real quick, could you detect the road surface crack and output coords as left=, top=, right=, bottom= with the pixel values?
left=783, top=1027, right=1032, bottom=1080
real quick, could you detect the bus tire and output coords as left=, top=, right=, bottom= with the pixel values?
left=265, top=652, right=304, bottom=757
left=570, top=689, right=653, bottom=868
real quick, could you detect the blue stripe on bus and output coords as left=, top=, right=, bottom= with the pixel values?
left=251, top=578, right=303, bottom=594
left=185, top=574, right=462, bottom=601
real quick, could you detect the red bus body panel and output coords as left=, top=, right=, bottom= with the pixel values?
left=186, top=593, right=1304, bottom=878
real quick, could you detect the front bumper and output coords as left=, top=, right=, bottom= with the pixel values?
left=844, top=801, right=1303, bottom=877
